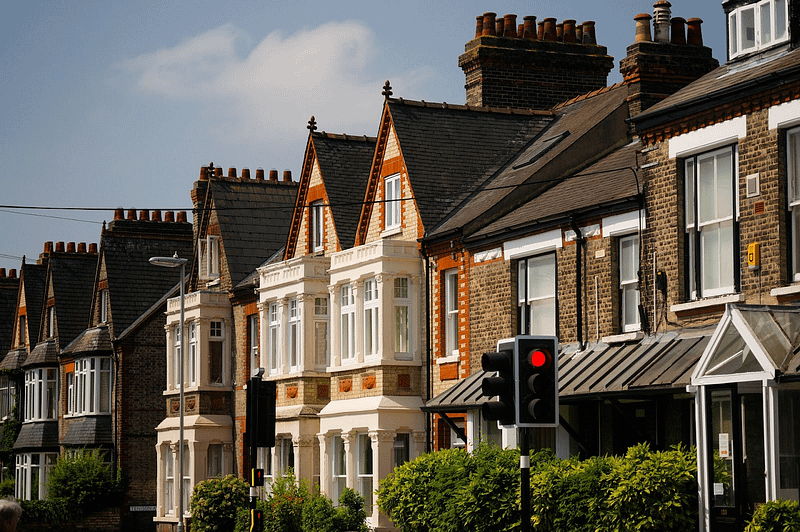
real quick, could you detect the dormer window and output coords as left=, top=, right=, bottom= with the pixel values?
left=728, top=0, right=788, bottom=59
left=46, top=306, right=55, bottom=339
left=198, top=235, right=220, bottom=280
left=385, top=174, right=402, bottom=230
left=311, top=200, right=324, bottom=252
left=100, top=289, right=108, bottom=323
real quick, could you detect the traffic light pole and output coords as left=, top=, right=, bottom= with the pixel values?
left=520, top=427, right=530, bottom=532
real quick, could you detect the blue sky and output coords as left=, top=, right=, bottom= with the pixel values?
left=0, top=0, right=726, bottom=272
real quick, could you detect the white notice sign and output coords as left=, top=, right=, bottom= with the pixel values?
left=719, top=433, right=730, bottom=458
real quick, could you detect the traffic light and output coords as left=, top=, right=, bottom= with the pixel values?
left=247, top=377, right=276, bottom=448
left=250, top=508, right=263, bottom=532
left=481, top=338, right=516, bottom=427
left=515, top=335, right=559, bottom=427
left=252, top=468, right=265, bottom=487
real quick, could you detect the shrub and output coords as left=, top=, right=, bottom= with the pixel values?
left=19, top=498, right=73, bottom=525
left=745, top=499, right=800, bottom=532
left=301, top=487, right=367, bottom=532
left=47, top=449, right=127, bottom=512
left=0, top=477, right=14, bottom=498
left=190, top=474, right=248, bottom=532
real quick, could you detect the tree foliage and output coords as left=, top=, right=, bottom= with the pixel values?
left=190, top=474, right=249, bottom=532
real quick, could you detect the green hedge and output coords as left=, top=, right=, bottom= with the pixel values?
left=190, top=475, right=249, bottom=532
left=744, top=499, right=800, bottom=531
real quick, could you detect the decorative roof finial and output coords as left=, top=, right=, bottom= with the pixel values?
left=382, top=80, right=393, bottom=99
left=308, top=116, right=317, bottom=131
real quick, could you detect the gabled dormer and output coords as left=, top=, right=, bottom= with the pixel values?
left=724, top=0, right=794, bottom=61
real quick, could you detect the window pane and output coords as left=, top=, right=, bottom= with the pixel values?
left=395, top=306, right=409, bottom=354
left=776, top=0, right=787, bottom=38
left=528, top=255, right=555, bottom=299
left=698, top=155, right=716, bottom=223
left=741, top=7, right=756, bottom=49
left=716, top=150, right=733, bottom=219
left=685, top=159, right=695, bottom=228
left=530, top=297, right=556, bottom=336
left=315, top=321, right=329, bottom=367
left=729, top=13, right=738, bottom=55
left=761, top=1, right=772, bottom=44
left=209, top=341, right=223, bottom=384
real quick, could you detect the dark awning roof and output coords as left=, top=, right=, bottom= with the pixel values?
left=0, top=348, right=27, bottom=371
left=61, top=416, right=113, bottom=447
left=25, top=340, right=59, bottom=368
left=14, top=421, right=59, bottom=450
left=424, top=327, right=715, bottom=412
left=62, top=326, right=113, bottom=355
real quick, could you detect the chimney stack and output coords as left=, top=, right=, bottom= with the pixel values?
left=461, top=12, right=613, bottom=110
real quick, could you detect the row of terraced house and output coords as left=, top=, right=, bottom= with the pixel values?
left=2, top=1, right=800, bottom=531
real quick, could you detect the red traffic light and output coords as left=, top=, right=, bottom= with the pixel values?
left=528, top=348, right=551, bottom=369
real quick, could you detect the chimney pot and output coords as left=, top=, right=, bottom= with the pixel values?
left=283, top=169, right=292, bottom=182
left=165, top=211, right=175, bottom=223
left=242, top=168, right=251, bottom=180
left=89, top=243, right=98, bottom=253
left=576, top=24, right=583, bottom=42
left=44, top=241, right=53, bottom=253
left=113, top=208, right=124, bottom=221
left=653, top=0, right=672, bottom=42
left=0, top=269, right=4, bottom=278
left=634, top=13, right=653, bottom=42
left=495, top=17, right=504, bottom=37
left=537, top=20, right=544, bottom=40
left=503, top=15, right=517, bottom=38
left=227, top=167, right=236, bottom=178
left=475, top=15, right=483, bottom=39
left=543, top=18, right=557, bottom=41
left=582, top=21, right=597, bottom=45
left=517, top=24, right=524, bottom=38
left=66, top=242, right=76, bottom=253
left=563, top=20, right=577, bottom=43
left=199, top=166, right=209, bottom=180
left=482, top=12, right=496, bottom=36
left=256, top=168, right=265, bottom=180
left=139, top=209, right=149, bottom=221
left=671, top=17, right=686, bottom=44
left=687, top=18, right=704, bottom=46
left=9, top=269, right=16, bottom=279
left=523, top=16, right=537, bottom=39
left=151, top=210, right=162, bottom=221
left=215, top=167, right=223, bottom=177
left=55, top=242, right=65, bottom=253
left=177, top=211, right=187, bottom=223
left=269, top=169, right=278, bottom=181
left=127, top=209, right=136, bottom=220
left=78, top=242, right=87, bottom=253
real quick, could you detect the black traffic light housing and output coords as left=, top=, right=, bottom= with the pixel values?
left=247, top=377, right=276, bottom=449
left=480, top=338, right=516, bottom=427
left=515, top=335, right=559, bottom=428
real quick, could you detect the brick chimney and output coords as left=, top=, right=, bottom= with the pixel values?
left=620, top=2, right=719, bottom=116
left=459, top=12, right=614, bottom=110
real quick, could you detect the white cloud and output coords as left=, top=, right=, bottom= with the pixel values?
left=124, top=21, right=433, bottom=141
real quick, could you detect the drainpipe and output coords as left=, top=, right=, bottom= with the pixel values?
left=570, top=219, right=585, bottom=350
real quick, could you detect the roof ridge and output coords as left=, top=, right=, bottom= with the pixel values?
left=552, top=82, right=624, bottom=110
left=314, top=131, right=378, bottom=142
left=387, top=97, right=553, bottom=116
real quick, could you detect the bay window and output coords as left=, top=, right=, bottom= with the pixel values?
left=341, top=285, right=355, bottom=361
left=24, top=368, right=57, bottom=421
left=74, top=357, right=111, bottom=415
left=314, top=297, right=329, bottom=369
left=685, top=146, right=738, bottom=299
left=394, top=278, right=410, bottom=359
left=364, top=279, right=379, bottom=357
left=0, top=375, right=14, bottom=419
left=15, top=452, right=57, bottom=500
left=518, top=254, right=557, bottom=336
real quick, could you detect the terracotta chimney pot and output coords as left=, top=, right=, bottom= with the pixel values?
left=543, top=18, right=557, bottom=41
left=283, top=170, right=292, bottom=182
left=199, top=166, right=209, bottom=180
left=89, top=243, right=98, bottom=253
left=227, top=167, right=236, bottom=178
left=634, top=13, right=653, bottom=42
left=495, top=17, right=504, bottom=37
left=482, top=12, right=496, bottom=36
left=523, top=16, right=537, bottom=39
left=576, top=24, right=583, bottom=42
left=256, top=168, right=265, bottom=181
left=113, top=208, right=124, bottom=221
left=9, top=269, right=16, bottom=279
left=165, top=211, right=175, bottom=222
left=55, top=242, right=65, bottom=253
left=537, top=20, right=544, bottom=40
left=687, top=18, right=704, bottom=46
left=475, top=15, right=483, bottom=39
left=671, top=17, right=686, bottom=44
left=563, top=20, right=577, bottom=43
left=0, top=269, right=5, bottom=278
left=77, top=242, right=87, bottom=253
left=177, top=211, right=187, bottom=223
left=66, top=242, right=75, bottom=253
left=269, top=169, right=278, bottom=181
left=504, top=14, right=517, bottom=37
left=139, top=209, right=149, bottom=221
left=215, top=167, right=223, bottom=177
left=151, top=210, right=162, bottom=221
left=44, top=242, right=53, bottom=253
left=582, top=21, right=597, bottom=44
left=242, top=168, right=251, bottom=180
left=126, top=209, right=136, bottom=220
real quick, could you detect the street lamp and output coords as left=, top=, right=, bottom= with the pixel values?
left=149, top=252, right=189, bottom=532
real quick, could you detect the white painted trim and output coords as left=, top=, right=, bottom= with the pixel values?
left=668, top=116, right=747, bottom=159
left=436, top=355, right=460, bottom=365
left=503, top=229, right=562, bottom=261
left=671, top=293, right=744, bottom=314
left=768, top=98, right=800, bottom=130
left=473, top=247, right=502, bottom=263
left=770, top=283, right=800, bottom=297
left=564, top=224, right=600, bottom=242
left=602, top=210, right=646, bottom=237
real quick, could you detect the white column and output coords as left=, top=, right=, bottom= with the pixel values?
left=764, top=380, right=780, bottom=501
left=412, top=431, right=426, bottom=460
left=373, top=430, right=395, bottom=527
left=155, top=442, right=166, bottom=517
left=342, top=431, right=355, bottom=491
left=317, top=433, right=331, bottom=497
left=328, top=286, right=340, bottom=368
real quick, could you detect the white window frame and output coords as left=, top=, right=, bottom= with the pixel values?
left=207, top=442, right=223, bottom=478
left=729, top=0, right=788, bottom=59
left=518, top=254, right=557, bottom=336
left=357, top=433, right=374, bottom=514
left=188, top=321, right=197, bottom=387
left=393, top=432, right=410, bottom=468
left=268, top=303, right=280, bottom=375
left=385, top=173, right=402, bottom=230
left=46, top=306, right=55, bottom=339
left=311, top=200, right=324, bottom=252
left=15, top=452, right=58, bottom=501
left=331, top=435, right=346, bottom=503
left=73, top=357, right=111, bottom=415
left=173, top=325, right=182, bottom=389
left=288, top=299, right=300, bottom=372
left=314, top=297, right=329, bottom=369
left=685, top=146, right=738, bottom=299
left=0, top=375, right=15, bottom=420
left=249, top=314, right=260, bottom=376
left=341, top=285, right=355, bottom=362
left=24, top=367, right=57, bottom=421
left=198, top=235, right=220, bottom=280
left=619, top=234, right=641, bottom=333
left=444, top=270, right=458, bottom=356
left=208, top=320, right=225, bottom=385
left=363, top=279, right=379, bottom=358
left=276, top=436, right=294, bottom=476
left=100, top=289, right=108, bottom=323
left=788, top=126, right=800, bottom=281
left=66, top=371, right=74, bottom=416
left=164, top=446, right=175, bottom=515
left=394, top=277, right=411, bottom=359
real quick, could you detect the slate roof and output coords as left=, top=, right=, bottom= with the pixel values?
left=62, top=326, right=113, bottom=355
left=633, top=46, right=800, bottom=130
left=13, top=421, right=59, bottom=450
left=25, top=339, right=59, bottom=367
left=207, top=178, right=299, bottom=286
left=428, top=84, right=631, bottom=240
left=19, top=262, right=47, bottom=346
left=0, top=276, right=19, bottom=357
left=310, top=133, right=376, bottom=250
left=44, top=252, right=98, bottom=347
left=61, top=415, right=113, bottom=446
left=234, top=246, right=284, bottom=292
left=470, top=139, right=642, bottom=240
left=0, top=347, right=27, bottom=371
left=100, top=218, right=193, bottom=338
left=384, top=98, right=554, bottom=233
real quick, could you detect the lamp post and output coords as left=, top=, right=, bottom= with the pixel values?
left=150, top=252, right=189, bottom=532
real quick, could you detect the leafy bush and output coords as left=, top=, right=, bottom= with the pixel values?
left=0, top=477, right=14, bottom=498
left=190, top=474, right=248, bottom=532
left=301, top=487, right=368, bottom=532
left=20, top=498, right=74, bottom=525
left=744, top=499, right=800, bottom=532
left=47, top=449, right=127, bottom=512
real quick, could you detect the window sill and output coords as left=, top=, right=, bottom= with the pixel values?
left=601, top=331, right=644, bottom=344
left=380, top=226, right=402, bottom=238
left=670, top=293, right=744, bottom=314
left=770, top=284, right=800, bottom=298
left=436, top=355, right=460, bottom=365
